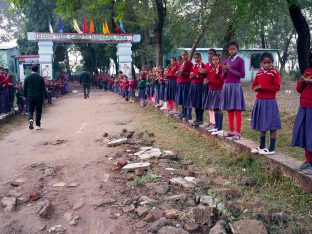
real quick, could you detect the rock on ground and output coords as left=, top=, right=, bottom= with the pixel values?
left=209, top=220, right=227, bottom=234
left=230, top=219, right=267, bottom=234
left=1, top=197, right=16, bottom=212
left=147, top=217, right=170, bottom=233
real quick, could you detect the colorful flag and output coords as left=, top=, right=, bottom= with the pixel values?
left=49, top=22, right=54, bottom=33
left=102, top=23, right=107, bottom=34
left=89, top=20, right=95, bottom=33
left=83, top=17, right=88, bottom=33
left=115, top=22, right=121, bottom=34
left=119, top=21, right=126, bottom=33
left=58, top=17, right=63, bottom=33
left=104, top=20, right=110, bottom=34
left=73, top=19, right=82, bottom=33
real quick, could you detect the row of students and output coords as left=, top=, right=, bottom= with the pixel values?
left=135, top=42, right=302, bottom=159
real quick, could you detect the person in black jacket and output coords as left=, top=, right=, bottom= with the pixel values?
left=80, top=70, right=91, bottom=99
left=24, top=64, right=47, bottom=130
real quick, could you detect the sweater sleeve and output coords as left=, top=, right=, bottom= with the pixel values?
left=181, top=62, right=193, bottom=77
left=296, top=80, right=306, bottom=93
left=252, top=76, right=259, bottom=91
left=229, top=58, right=245, bottom=79
left=261, top=72, right=281, bottom=92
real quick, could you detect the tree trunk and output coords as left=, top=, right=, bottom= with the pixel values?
left=154, top=0, right=166, bottom=67
left=222, top=23, right=235, bottom=57
left=189, top=30, right=205, bottom=60
left=260, top=33, right=266, bottom=48
left=287, top=1, right=311, bottom=74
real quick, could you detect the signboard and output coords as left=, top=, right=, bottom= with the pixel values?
left=120, top=62, right=132, bottom=78
left=41, top=63, right=53, bottom=80
left=27, top=32, right=141, bottom=44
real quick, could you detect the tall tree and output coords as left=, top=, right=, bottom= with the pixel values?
left=287, top=0, right=311, bottom=74
left=153, top=0, right=166, bottom=67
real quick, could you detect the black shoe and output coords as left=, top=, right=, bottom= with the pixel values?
left=29, top=119, right=34, bottom=130
left=295, top=162, right=312, bottom=171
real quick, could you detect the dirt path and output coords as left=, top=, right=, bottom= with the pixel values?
left=0, top=89, right=138, bottom=233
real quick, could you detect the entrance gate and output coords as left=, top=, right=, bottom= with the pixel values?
left=27, top=32, right=141, bottom=79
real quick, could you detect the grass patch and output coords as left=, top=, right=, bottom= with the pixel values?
left=129, top=169, right=158, bottom=187
left=131, top=104, right=312, bottom=233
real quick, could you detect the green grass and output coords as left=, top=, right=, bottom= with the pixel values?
left=129, top=169, right=158, bottom=187
left=131, top=104, right=312, bottom=234
left=210, top=110, right=305, bottom=161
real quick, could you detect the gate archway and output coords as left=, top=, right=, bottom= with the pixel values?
left=27, top=32, right=141, bottom=79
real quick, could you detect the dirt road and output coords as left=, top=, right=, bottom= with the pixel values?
left=0, top=89, right=139, bottom=233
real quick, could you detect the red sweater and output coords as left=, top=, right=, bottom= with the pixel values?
left=167, top=64, right=177, bottom=80
left=190, top=62, right=206, bottom=84
left=297, top=68, right=312, bottom=108
left=122, top=80, right=129, bottom=89
left=177, top=61, right=193, bottom=83
left=252, top=67, right=281, bottom=99
left=208, top=65, right=224, bottom=90
left=0, top=75, right=9, bottom=88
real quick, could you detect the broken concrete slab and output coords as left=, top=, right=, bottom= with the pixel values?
left=158, top=226, right=189, bottom=234
left=184, top=176, right=202, bottom=185
left=139, top=196, right=157, bottom=205
left=122, top=162, right=151, bottom=172
left=209, top=220, right=227, bottom=234
left=135, top=205, right=149, bottom=217
left=39, top=200, right=54, bottom=219
left=164, top=194, right=187, bottom=202
left=122, top=204, right=136, bottom=213
left=230, top=219, right=267, bottom=234
left=194, top=204, right=217, bottom=226
left=147, top=217, right=170, bottom=233
left=52, top=182, right=66, bottom=187
left=1, top=197, right=16, bottom=212
left=93, top=198, right=116, bottom=207
left=200, top=195, right=217, bottom=207
left=169, top=177, right=195, bottom=188
left=161, top=150, right=178, bottom=160
left=107, top=138, right=128, bottom=147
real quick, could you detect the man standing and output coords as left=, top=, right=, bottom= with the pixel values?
left=80, top=69, right=91, bottom=99
left=24, top=64, right=47, bottom=130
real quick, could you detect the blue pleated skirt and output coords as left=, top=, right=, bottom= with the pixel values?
left=207, top=90, right=222, bottom=110
left=129, top=88, right=135, bottom=98
left=220, top=83, right=246, bottom=111
left=122, top=89, right=129, bottom=98
left=154, top=86, right=160, bottom=101
left=186, top=83, right=203, bottom=109
left=138, top=88, right=146, bottom=99
left=175, top=82, right=191, bottom=106
left=202, top=84, right=210, bottom=110
left=166, top=80, right=177, bottom=101
left=291, top=107, right=312, bottom=152
left=159, top=84, right=166, bottom=100
left=251, top=99, right=281, bottom=131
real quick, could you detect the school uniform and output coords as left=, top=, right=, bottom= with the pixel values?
left=153, top=77, right=160, bottom=102
left=186, top=62, right=206, bottom=123
left=220, top=55, right=246, bottom=137
left=138, top=79, right=147, bottom=107
left=176, top=61, right=193, bottom=118
left=202, top=63, right=213, bottom=110
left=291, top=68, right=312, bottom=152
left=251, top=67, right=281, bottom=131
left=165, top=64, right=177, bottom=101
left=220, top=55, right=246, bottom=111
left=158, top=75, right=166, bottom=101
left=206, top=65, right=224, bottom=110
left=129, top=80, right=135, bottom=98
left=122, top=80, right=130, bottom=99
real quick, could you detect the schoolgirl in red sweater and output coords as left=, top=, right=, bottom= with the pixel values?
left=251, top=52, right=281, bottom=155
left=291, top=54, right=312, bottom=174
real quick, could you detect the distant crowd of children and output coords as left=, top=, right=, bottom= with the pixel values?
left=0, top=67, right=70, bottom=117
left=111, top=41, right=312, bottom=175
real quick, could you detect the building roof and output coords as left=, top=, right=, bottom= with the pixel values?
left=178, top=48, right=279, bottom=51
left=12, top=54, right=39, bottom=59
left=0, top=45, right=18, bottom=50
